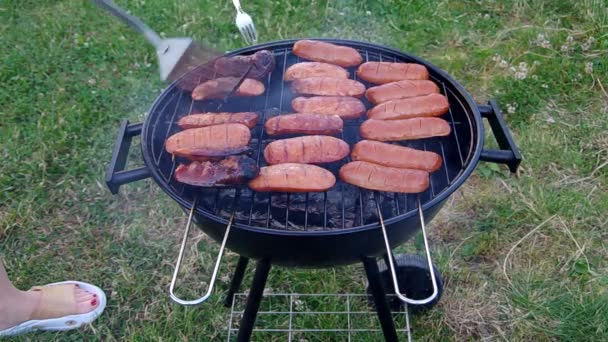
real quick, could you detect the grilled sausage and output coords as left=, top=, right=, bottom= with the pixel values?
left=356, top=62, right=429, bottom=84
left=265, top=113, right=343, bottom=136
left=351, top=140, right=442, bottom=172
left=367, top=94, right=449, bottom=120
left=178, top=112, right=258, bottom=129
left=291, top=96, right=366, bottom=119
left=339, top=161, right=429, bottom=193
left=214, top=50, right=275, bottom=79
left=365, top=80, right=440, bottom=105
left=291, top=77, right=365, bottom=98
left=292, top=40, right=363, bottom=67
left=284, top=62, right=349, bottom=81
left=175, top=156, right=259, bottom=186
left=249, top=163, right=336, bottom=192
left=192, top=77, right=265, bottom=101
left=263, top=135, right=350, bottom=165
left=359, top=118, right=451, bottom=141
left=165, top=123, right=251, bottom=160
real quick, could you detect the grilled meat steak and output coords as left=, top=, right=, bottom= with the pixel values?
left=356, top=62, right=429, bottom=84
left=291, top=96, right=366, bottom=119
left=367, top=93, right=449, bottom=120
left=351, top=140, right=443, bottom=172
left=360, top=117, right=451, bottom=141
left=175, top=156, right=258, bottom=186
left=265, top=113, right=343, bottom=136
left=264, top=135, right=350, bottom=165
left=165, top=123, right=251, bottom=160
left=192, top=77, right=265, bottom=101
left=249, top=163, right=336, bottom=192
left=292, top=40, right=363, bottom=67
left=365, top=80, right=440, bottom=105
left=290, top=77, right=365, bottom=98
left=214, top=50, right=275, bottom=79
left=284, top=62, right=349, bottom=81
left=178, top=112, right=258, bottom=129
left=339, top=161, right=429, bottom=193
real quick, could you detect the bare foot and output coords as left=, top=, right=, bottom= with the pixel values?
left=0, top=284, right=98, bottom=331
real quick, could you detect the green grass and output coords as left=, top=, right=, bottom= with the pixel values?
left=1, top=0, right=607, bottom=340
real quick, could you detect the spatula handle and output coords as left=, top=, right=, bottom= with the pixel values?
left=93, top=0, right=164, bottom=51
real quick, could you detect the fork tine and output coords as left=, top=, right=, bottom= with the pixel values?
left=247, top=24, right=257, bottom=42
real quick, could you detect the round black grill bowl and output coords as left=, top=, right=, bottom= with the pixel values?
left=107, top=38, right=521, bottom=267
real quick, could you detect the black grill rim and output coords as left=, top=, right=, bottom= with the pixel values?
left=140, top=38, right=484, bottom=236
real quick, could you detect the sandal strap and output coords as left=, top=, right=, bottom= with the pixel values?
left=29, top=284, right=79, bottom=320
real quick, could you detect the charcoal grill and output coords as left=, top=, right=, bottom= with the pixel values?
left=105, top=38, right=521, bottom=341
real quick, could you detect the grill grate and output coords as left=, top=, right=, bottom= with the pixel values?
left=226, top=293, right=412, bottom=342
left=145, top=43, right=475, bottom=232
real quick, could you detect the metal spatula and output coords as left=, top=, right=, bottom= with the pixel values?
left=93, top=0, right=220, bottom=83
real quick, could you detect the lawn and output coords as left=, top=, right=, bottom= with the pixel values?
left=1, top=0, right=607, bottom=341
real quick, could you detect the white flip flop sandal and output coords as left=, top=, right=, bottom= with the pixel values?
left=0, top=280, right=106, bottom=337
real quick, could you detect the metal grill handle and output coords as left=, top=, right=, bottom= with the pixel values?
left=169, top=203, right=233, bottom=305
left=377, top=195, right=439, bottom=305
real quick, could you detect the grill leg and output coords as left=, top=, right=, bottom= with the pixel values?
left=236, top=259, right=271, bottom=342
left=224, top=256, right=249, bottom=307
left=363, top=257, right=399, bottom=342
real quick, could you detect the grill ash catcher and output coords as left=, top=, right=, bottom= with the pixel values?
left=105, top=39, right=521, bottom=341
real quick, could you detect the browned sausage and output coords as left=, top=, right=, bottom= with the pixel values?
left=178, top=112, right=258, bottom=129
left=339, top=161, right=429, bottom=193
left=265, top=113, right=343, bottom=136
left=365, top=80, right=440, bottom=105
left=291, top=96, right=366, bottom=119
left=263, top=135, right=350, bottom=165
left=284, top=62, right=349, bottom=81
left=175, top=156, right=259, bottom=186
left=291, top=77, right=365, bottom=98
left=351, top=140, right=442, bottom=172
left=292, top=40, right=363, bottom=67
left=356, top=62, right=429, bottom=84
left=192, top=77, right=265, bottom=101
left=360, top=118, right=451, bottom=141
left=214, top=50, right=275, bottom=79
left=165, top=123, right=251, bottom=160
left=367, top=94, right=449, bottom=120
left=249, top=163, right=336, bottom=192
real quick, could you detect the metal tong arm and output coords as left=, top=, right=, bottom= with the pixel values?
left=92, top=0, right=165, bottom=51
left=377, top=195, right=439, bottom=305
left=169, top=204, right=233, bottom=305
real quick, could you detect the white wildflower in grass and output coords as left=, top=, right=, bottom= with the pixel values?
left=542, top=84, right=549, bottom=89
left=484, top=13, right=490, bottom=19
left=560, top=44, right=570, bottom=52
left=509, top=62, right=529, bottom=80
left=585, top=62, right=593, bottom=74
left=492, top=54, right=501, bottom=62
left=566, top=35, right=574, bottom=43
left=506, top=103, right=517, bottom=114
left=581, top=36, right=596, bottom=51
left=534, top=33, right=551, bottom=48
left=499, top=59, right=509, bottom=68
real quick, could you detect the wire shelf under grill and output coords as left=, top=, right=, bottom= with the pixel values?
left=227, top=293, right=412, bottom=342
left=143, top=41, right=476, bottom=232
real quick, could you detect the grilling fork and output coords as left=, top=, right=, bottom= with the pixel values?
left=231, top=0, right=258, bottom=44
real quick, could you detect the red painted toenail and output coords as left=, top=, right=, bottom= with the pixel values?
left=91, top=299, right=97, bottom=306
